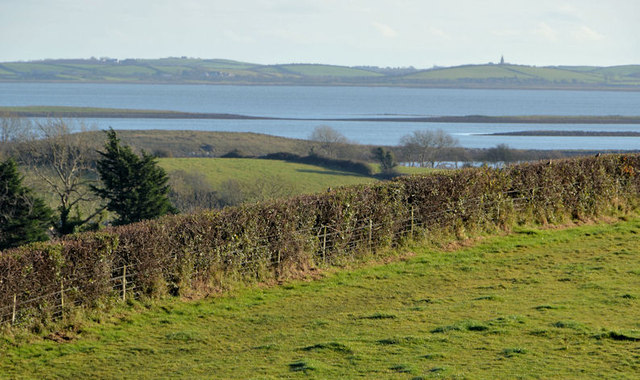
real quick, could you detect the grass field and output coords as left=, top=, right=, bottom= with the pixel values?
left=158, top=158, right=436, bottom=198
left=276, top=64, right=383, bottom=77
left=158, top=157, right=379, bottom=195
left=405, top=64, right=604, bottom=83
left=2, top=217, right=639, bottom=378
left=3, top=58, right=640, bottom=88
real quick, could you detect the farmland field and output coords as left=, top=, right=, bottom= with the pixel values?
left=2, top=217, right=640, bottom=378
left=158, top=157, right=437, bottom=198
left=3, top=58, right=640, bottom=88
left=158, top=157, right=379, bottom=196
left=276, top=64, right=383, bottom=77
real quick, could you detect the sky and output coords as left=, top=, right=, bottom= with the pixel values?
left=1, top=0, right=638, bottom=68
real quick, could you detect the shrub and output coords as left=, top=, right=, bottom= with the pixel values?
left=2, top=154, right=639, bottom=325
left=0, top=159, right=53, bottom=249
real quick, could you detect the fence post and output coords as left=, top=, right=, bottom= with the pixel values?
left=322, top=225, right=327, bottom=262
left=368, top=219, right=373, bottom=252
left=411, top=206, right=415, bottom=238
left=11, top=294, right=16, bottom=325
left=60, top=278, right=64, bottom=309
left=122, top=265, right=127, bottom=302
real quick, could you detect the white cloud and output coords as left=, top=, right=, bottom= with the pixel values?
left=429, top=27, right=450, bottom=40
left=533, top=22, right=558, bottom=42
left=0, top=0, right=637, bottom=66
left=372, top=22, right=398, bottom=38
left=222, top=30, right=255, bottom=44
left=572, top=25, right=605, bottom=42
left=491, top=29, right=521, bottom=38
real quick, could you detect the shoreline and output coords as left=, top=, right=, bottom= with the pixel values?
left=1, top=80, right=639, bottom=92
left=484, top=130, right=640, bottom=137
left=2, top=106, right=640, bottom=124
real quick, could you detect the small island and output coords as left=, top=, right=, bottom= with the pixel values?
left=484, top=130, right=640, bottom=137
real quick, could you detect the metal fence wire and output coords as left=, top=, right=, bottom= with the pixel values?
left=0, top=181, right=628, bottom=327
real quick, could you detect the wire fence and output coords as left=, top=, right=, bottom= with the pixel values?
left=0, top=181, right=619, bottom=327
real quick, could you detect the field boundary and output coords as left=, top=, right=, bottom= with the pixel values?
left=1, top=186, right=540, bottom=327
left=2, top=154, right=640, bottom=328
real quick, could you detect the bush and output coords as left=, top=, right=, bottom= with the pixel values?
left=2, top=154, right=639, bottom=325
left=260, top=152, right=374, bottom=176
left=0, top=159, right=53, bottom=249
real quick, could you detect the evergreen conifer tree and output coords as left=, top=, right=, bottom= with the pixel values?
left=0, top=158, right=53, bottom=249
left=93, top=129, right=175, bottom=225
left=373, top=147, right=398, bottom=174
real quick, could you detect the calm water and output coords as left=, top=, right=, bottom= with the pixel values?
left=2, top=82, right=640, bottom=150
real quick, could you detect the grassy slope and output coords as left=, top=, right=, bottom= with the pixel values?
left=276, top=64, right=383, bottom=77
left=158, top=157, right=378, bottom=194
left=104, top=130, right=318, bottom=158
left=104, top=130, right=377, bottom=163
left=406, top=64, right=604, bottom=83
left=2, top=59, right=640, bottom=87
left=2, top=217, right=640, bottom=378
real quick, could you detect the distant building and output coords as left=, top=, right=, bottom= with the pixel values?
left=500, top=55, right=505, bottom=65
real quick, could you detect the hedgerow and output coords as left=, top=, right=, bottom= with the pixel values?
left=1, top=154, right=639, bottom=326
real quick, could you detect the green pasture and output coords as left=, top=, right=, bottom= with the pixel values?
left=0, top=66, right=16, bottom=76
left=2, top=62, right=62, bottom=74
left=276, top=64, right=382, bottom=77
left=99, top=65, right=157, bottom=76
left=505, top=65, right=602, bottom=82
left=594, top=65, right=640, bottom=77
left=3, top=216, right=640, bottom=378
left=3, top=59, right=640, bottom=87
left=148, top=65, right=191, bottom=75
left=254, top=66, right=290, bottom=77
left=158, top=157, right=378, bottom=195
left=407, top=64, right=603, bottom=83
left=407, top=65, right=528, bottom=80
left=197, top=59, right=260, bottom=70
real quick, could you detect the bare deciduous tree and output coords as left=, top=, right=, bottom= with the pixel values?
left=18, top=119, right=103, bottom=234
left=400, top=129, right=459, bottom=167
left=484, top=143, right=518, bottom=167
left=309, top=125, right=348, bottom=158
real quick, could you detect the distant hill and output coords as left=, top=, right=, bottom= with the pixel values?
left=1, top=58, right=639, bottom=89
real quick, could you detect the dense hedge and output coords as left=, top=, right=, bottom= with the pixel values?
left=2, top=154, right=639, bottom=325
left=260, top=152, right=374, bottom=176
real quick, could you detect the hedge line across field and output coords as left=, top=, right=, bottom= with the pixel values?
left=2, top=154, right=639, bottom=325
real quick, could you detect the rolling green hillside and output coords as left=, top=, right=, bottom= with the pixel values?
left=3, top=217, right=640, bottom=378
left=404, top=64, right=636, bottom=85
left=2, top=58, right=639, bottom=88
left=158, top=157, right=378, bottom=196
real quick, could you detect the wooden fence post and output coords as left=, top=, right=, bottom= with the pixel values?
left=11, top=294, right=16, bottom=325
left=122, top=265, right=127, bottom=302
left=60, top=278, right=64, bottom=309
left=322, top=225, right=327, bottom=262
left=368, top=219, right=373, bottom=252
left=411, top=206, right=414, bottom=238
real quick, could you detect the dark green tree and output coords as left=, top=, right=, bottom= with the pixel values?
left=373, top=147, right=398, bottom=175
left=92, top=129, right=175, bottom=226
left=0, top=158, right=53, bottom=249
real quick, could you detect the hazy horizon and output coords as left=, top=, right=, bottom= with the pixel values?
left=1, top=0, right=639, bottom=68
left=2, top=56, right=638, bottom=71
